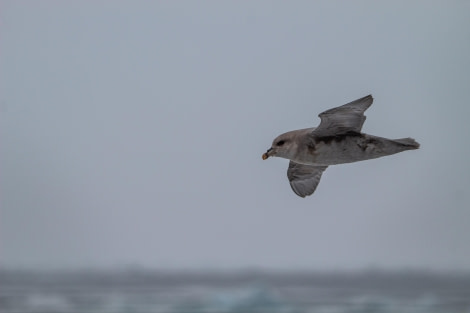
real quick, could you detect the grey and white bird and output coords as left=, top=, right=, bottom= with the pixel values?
left=262, top=95, right=420, bottom=197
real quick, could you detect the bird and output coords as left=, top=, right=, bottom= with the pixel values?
left=262, top=95, right=420, bottom=197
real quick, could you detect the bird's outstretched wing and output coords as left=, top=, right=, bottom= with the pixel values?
left=287, top=161, right=328, bottom=197
left=313, top=95, right=373, bottom=137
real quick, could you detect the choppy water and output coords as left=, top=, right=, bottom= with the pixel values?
left=1, top=270, right=469, bottom=313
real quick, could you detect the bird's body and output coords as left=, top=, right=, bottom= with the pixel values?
left=288, top=128, right=418, bottom=166
left=262, top=95, right=419, bottom=197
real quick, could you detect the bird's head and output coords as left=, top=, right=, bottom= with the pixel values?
left=262, top=132, right=298, bottom=160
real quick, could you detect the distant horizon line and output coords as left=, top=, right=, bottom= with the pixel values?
left=1, top=265, right=470, bottom=276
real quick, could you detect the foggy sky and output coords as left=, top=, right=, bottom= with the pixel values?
left=1, top=1, right=470, bottom=271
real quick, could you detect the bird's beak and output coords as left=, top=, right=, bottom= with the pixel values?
left=262, top=148, right=273, bottom=160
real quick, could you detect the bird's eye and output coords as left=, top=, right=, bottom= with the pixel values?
left=276, top=140, right=285, bottom=146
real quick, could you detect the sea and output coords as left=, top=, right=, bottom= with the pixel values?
left=1, top=269, right=470, bottom=313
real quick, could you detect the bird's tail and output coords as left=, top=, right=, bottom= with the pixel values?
left=393, top=137, right=420, bottom=149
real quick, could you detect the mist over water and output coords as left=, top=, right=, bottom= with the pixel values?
left=2, top=269, right=470, bottom=313
left=2, top=0, right=470, bottom=273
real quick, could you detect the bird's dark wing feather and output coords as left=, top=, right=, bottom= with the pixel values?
left=287, top=161, right=328, bottom=197
left=313, top=95, right=373, bottom=137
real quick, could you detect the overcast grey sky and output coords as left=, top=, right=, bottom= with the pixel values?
left=1, top=1, right=470, bottom=271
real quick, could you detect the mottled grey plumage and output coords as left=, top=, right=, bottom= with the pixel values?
left=262, top=95, right=420, bottom=197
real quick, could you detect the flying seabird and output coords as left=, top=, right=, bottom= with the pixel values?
left=262, top=95, right=420, bottom=197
